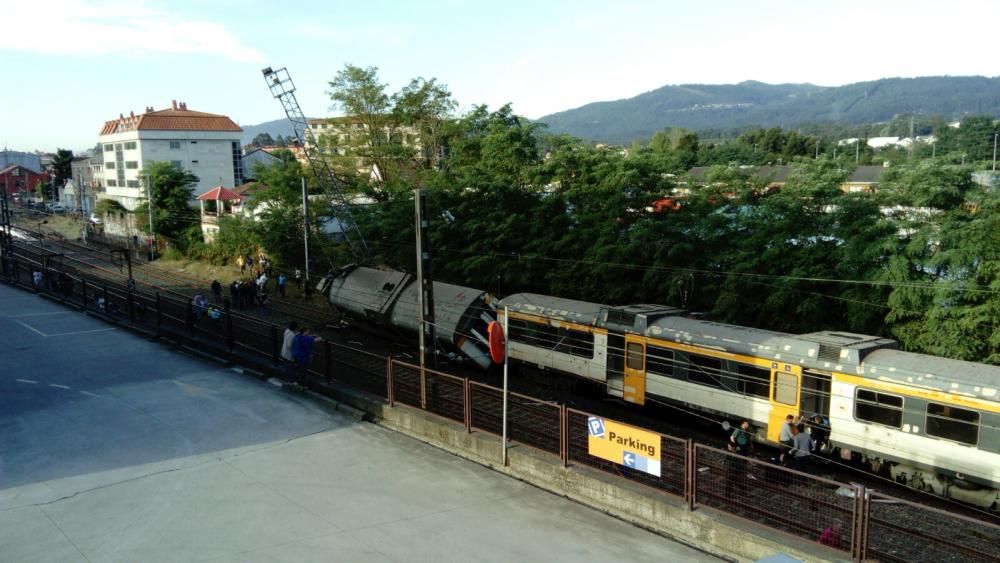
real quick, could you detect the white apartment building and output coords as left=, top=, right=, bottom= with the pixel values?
left=97, top=101, right=244, bottom=210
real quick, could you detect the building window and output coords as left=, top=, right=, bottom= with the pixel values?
left=106, top=179, right=117, bottom=187
left=191, top=160, right=199, bottom=164
left=104, top=144, right=113, bottom=152
left=115, top=144, right=125, bottom=187
left=854, top=389, right=903, bottom=428
left=190, top=140, right=198, bottom=144
left=925, top=403, right=979, bottom=446
left=169, top=141, right=181, bottom=150
left=105, top=162, right=116, bottom=169
left=232, top=141, right=245, bottom=186
left=124, top=141, right=137, bottom=150
left=125, top=161, right=138, bottom=169
left=170, top=160, right=182, bottom=168
left=126, top=180, right=139, bottom=188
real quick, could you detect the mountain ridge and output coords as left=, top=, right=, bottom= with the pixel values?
left=536, top=76, right=1000, bottom=144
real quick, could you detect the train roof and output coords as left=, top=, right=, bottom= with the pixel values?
left=501, top=293, right=605, bottom=326
left=861, top=349, right=1000, bottom=403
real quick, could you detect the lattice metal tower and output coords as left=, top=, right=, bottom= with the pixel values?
left=261, top=66, right=369, bottom=260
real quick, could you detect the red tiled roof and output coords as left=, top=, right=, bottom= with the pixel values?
left=197, top=186, right=241, bottom=201
left=232, top=181, right=263, bottom=196
left=100, top=106, right=242, bottom=135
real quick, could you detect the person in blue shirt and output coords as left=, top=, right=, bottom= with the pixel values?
left=277, top=273, right=287, bottom=297
left=292, top=327, right=322, bottom=384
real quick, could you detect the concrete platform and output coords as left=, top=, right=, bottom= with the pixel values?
left=0, top=283, right=721, bottom=563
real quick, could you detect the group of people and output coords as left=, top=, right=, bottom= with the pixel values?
left=777, top=413, right=830, bottom=470
left=280, top=321, right=322, bottom=385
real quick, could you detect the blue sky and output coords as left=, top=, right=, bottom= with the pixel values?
left=3, top=0, right=999, bottom=152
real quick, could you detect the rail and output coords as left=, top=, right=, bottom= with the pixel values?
left=4, top=255, right=998, bottom=563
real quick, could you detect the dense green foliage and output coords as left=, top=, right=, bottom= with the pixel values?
left=539, top=76, right=1000, bottom=145
left=134, top=162, right=201, bottom=251
left=204, top=66, right=1000, bottom=363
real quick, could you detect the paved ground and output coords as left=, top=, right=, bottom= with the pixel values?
left=0, top=283, right=720, bottom=563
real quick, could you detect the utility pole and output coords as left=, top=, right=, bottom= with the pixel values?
left=302, top=176, right=310, bottom=283
left=992, top=133, right=997, bottom=173
left=414, top=189, right=437, bottom=408
left=144, top=174, right=155, bottom=260
left=855, top=139, right=860, bottom=164
left=0, top=187, right=12, bottom=278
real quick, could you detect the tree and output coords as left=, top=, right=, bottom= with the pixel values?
left=251, top=132, right=275, bottom=147
left=392, top=77, right=458, bottom=170
left=134, top=161, right=200, bottom=247
left=327, top=64, right=399, bottom=187
left=51, top=148, right=74, bottom=197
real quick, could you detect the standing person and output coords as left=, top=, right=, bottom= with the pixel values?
left=809, top=414, right=830, bottom=454
left=277, top=273, right=287, bottom=297
left=229, top=280, right=240, bottom=309
left=294, top=268, right=302, bottom=290
left=32, top=269, right=42, bottom=289
left=210, top=279, right=223, bottom=303
left=788, top=423, right=812, bottom=471
left=245, top=254, right=253, bottom=273
left=292, top=327, right=322, bottom=384
left=725, top=420, right=753, bottom=501
left=238, top=254, right=246, bottom=274
left=730, top=420, right=753, bottom=456
left=281, top=321, right=299, bottom=380
left=778, top=414, right=796, bottom=465
left=258, top=291, right=269, bottom=316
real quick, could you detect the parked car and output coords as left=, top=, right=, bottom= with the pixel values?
left=46, top=203, right=65, bottom=213
left=88, top=213, right=102, bottom=225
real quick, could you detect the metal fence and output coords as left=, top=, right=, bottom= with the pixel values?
left=3, top=254, right=998, bottom=563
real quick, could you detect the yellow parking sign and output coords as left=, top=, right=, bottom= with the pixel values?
left=587, top=416, right=662, bottom=476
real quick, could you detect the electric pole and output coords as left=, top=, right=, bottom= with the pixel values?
left=144, top=174, right=156, bottom=260
left=414, top=189, right=437, bottom=408
left=302, top=176, right=310, bottom=284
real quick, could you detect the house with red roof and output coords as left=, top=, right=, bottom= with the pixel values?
left=196, top=185, right=243, bottom=241
left=0, top=164, right=47, bottom=198
left=96, top=101, right=244, bottom=211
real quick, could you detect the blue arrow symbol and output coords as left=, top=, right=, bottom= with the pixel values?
left=623, top=452, right=635, bottom=467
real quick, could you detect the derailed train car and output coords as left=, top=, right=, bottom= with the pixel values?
left=318, top=265, right=495, bottom=369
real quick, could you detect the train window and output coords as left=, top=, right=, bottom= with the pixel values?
left=557, top=327, right=594, bottom=358
left=508, top=318, right=593, bottom=358
left=647, top=345, right=675, bottom=377
left=687, top=354, right=722, bottom=388
left=925, top=403, right=979, bottom=446
left=774, top=371, right=798, bottom=405
left=737, top=363, right=770, bottom=399
left=626, top=342, right=644, bottom=370
left=854, top=389, right=903, bottom=428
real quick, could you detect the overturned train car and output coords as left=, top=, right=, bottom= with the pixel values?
left=318, top=265, right=495, bottom=369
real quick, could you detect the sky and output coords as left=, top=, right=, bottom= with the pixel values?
left=3, top=0, right=999, bottom=152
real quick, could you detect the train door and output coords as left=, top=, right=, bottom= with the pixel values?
left=766, top=362, right=801, bottom=442
left=800, top=369, right=832, bottom=418
left=606, top=333, right=625, bottom=398
left=622, top=335, right=647, bottom=405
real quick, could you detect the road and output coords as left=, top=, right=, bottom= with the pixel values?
left=0, top=283, right=720, bottom=563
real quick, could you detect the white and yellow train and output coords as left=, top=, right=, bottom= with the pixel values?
left=498, top=293, right=1000, bottom=510
left=321, top=265, right=999, bottom=510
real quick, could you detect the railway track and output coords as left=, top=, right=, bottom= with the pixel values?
left=11, top=225, right=337, bottom=330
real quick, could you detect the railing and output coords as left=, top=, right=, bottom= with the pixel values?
left=3, top=254, right=998, bottom=563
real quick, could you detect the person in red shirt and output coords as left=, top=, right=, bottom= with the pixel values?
left=819, top=521, right=843, bottom=547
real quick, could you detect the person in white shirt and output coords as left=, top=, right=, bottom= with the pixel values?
left=281, top=321, right=299, bottom=380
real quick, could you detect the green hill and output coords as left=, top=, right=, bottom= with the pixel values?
left=536, top=76, right=1000, bottom=143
